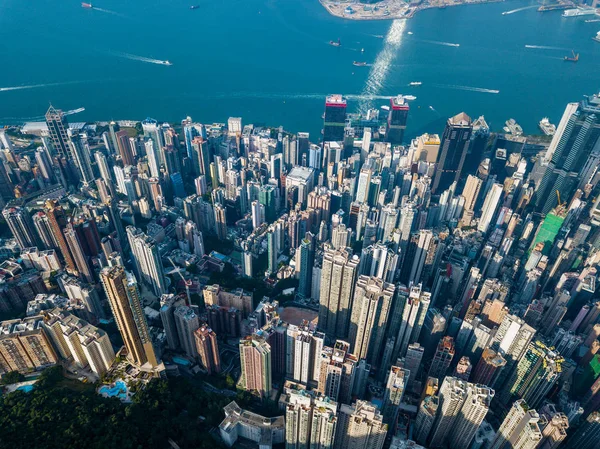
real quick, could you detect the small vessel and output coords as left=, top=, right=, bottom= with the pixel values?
left=329, top=38, right=341, bottom=47
left=539, top=118, right=556, bottom=136
left=81, top=2, right=93, bottom=8
left=594, top=31, right=600, bottom=42
left=505, top=118, right=523, bottom=135
left=562, top=7, right=597, bottom=17
left=564, top=50, right=579, bottom=62
left=585, top=18, right=600, bottom=22
left=408, top=31, right=413, bottom=35
left=381, top=105, right=390, bottom=111
left=361, top=48, right=365, bottom=52
left=190, top=5, right=199, bottom=9
left=409, top=81, right=422, bottom=86
left=429, top=105, right=435, bottom=111
left=353, top=61, right=367, bottom=67
left=161, top=60, right=173, bottom=66
left=404, top=95, right=417, bottom=101
left=374, top=35, right=384, bottom=39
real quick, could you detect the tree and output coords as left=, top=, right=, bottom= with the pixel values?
left=0, top=371, right=24, bottom=385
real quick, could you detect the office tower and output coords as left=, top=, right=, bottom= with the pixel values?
left=100, top=265, right=158, bottom=368
left=114, top=129, right=134, bottom=165
left=393, top=283, right=431, bottom=361
left=386, top=95, right=409, bottom=145
left=323, top=95, right=347, bottom=142
left=297, top=234, right=315, bottom=298
left=159, top=294, right=185, bottom=350
left=564, top=411, right=600, bottom=449
left=489, top=399, right=542, bottom=449
left=501, top=340, right=563, bottom=408
left=214, top=203, right=227, bottom=240
left=318, top=247, right=360, bottom=339
left=348, top=276, right=395, bottom=365
left=404, top=343, right=424, bottom=389
left=3, top=205, right=42, bottom=249
left=428, top=336, right=455, bottom=380
left=286, top=390, right=338, bottom=449
left=239, top=334, right=272, bottom=399
left=462, top=175, right=482, bottom=214
left=126, top=227, right=167, bottom=296
left=317, top=341, right=358, bottom=405
left=174, top=306, right=200, bottom=359
left=194, top=323, right=221, bottom=375
left=382, top=365, right=409, bottom=425
left=432, top=112, right=472, bottom=194
left=35, top=147, right=55, bottom=184
left=419, top=308, right=447, bottom=360
left=413, top=395, right=438, bottom=445
left=493, top=314, right=536, bottom=387
left=478, top=183, right=503, bottom=233
left=471, top=347, right=506, bottom=387
left=400, top=230, right=435, bottom=285
left=378, top=204, right=398, bottom=243
left=536, top=94, right=600, bottom=214
left=266, top=229, right=278, bottom=275
left=259, top=184, right=277, bottom=223
left=428, top=377, right=493, bottom=449
left=63, top=223, right=94, bottom=283
left=45, top=105, right=70, bottom=158
left=68, top=132, right=94, bottom=185
left=355, top=167, right=372, bottom=204
left=538, top=404, right=569, bottom=449
left=335, top=400, right=387, bottom=449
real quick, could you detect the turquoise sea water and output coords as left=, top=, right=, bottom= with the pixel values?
left=0, top=0, right=598, bottom=138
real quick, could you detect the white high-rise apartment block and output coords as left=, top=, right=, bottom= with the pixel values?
left=477, top=183, right=503, bottom=233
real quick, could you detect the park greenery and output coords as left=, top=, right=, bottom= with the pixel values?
left=0, top=366, right=252, bottom=449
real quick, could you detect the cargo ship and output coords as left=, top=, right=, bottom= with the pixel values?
left=538, top=118, right=556, bottom=136
left=562, top=7, right=597, bottom=17
left=353, top=61, right=367, bottom=67
left=81, top=2, right=93, bottom=8
left=564, top=50, right=579, bottom=62
left=329, top=38, right=341, bottom=47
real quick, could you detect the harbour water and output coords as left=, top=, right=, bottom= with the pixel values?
left=0, top=0, right=598, bottom=139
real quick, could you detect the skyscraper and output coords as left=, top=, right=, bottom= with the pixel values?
left=126, top=226, right=167, bottom=296
left=488, top=399, right=542, bottom=449
left=100, top=265, right=159, bottom=368
left=348, top=276, right=395, bottom=365
left=564, top=411, right=600, bottom=449
left=471, top=347, right=506, bottom=387
left=174, top=305, right=200, bottom=359
left=297, top=234, right=315, bottom=298
left=194, top=323, right=221, bottom=374
left=413, top=395, right=438, bottom=445
left=45, top=105, right=71, bottom=158
left=3, top=205, right=42, bottom=249
left=432, top=112, right=473, bottom=194
left=64, top=223, right=94, bottom=284
left=323, top=95, right=347, bottom=142
left=285, top=389, right=338, bottom=449
left=318, top=247, right=360, bottom=339
left=477, top=182, right=503, bottom=233
left=68, top=131, right=95, bottom=185
left=392, top=283, right=431, bottom=361
left=382, top=365, right=409, bottom=425
left=427, top=336, right=455, bottom=381
left=335, top=400, right=387, bottom=449
left=239, top=333, right=272, bottom=399
left=386, top=95, right=410, bottom=145
left=214, top=203, right=227, bottom=240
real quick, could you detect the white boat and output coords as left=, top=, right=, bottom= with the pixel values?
left=409, top=81, right=422, bottom=86
left=408, top=31, right=413, bottom=35
left=403, top=95, right=417, bottom=101
left=161, top=60, right=172, bottom=66
left=562, top=7, right=597, bottom=17
left=538, top=117, right=556, bottom=136
left=594, top=31, right=600, bottom=42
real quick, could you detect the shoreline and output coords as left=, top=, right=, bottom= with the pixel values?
left=318, top=0, right=508, bottom=21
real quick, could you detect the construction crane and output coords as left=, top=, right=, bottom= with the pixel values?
left=167, top=257, right=192, bottom=306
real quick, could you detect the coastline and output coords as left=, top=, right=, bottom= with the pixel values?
left=318, top=0, right=507, bottom=21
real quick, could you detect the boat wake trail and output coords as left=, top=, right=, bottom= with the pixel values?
left=211, top=92, right=394, bottom=101
left=431, top=84, right=500, bottom=94
left=419, top=39, right=460, bottom=47
left=502, top=5, right=538, bottom=15
left=525, top=44, right=570, bottom=51
left=111, top=52, right=170, bottom=65
left=0, top=81, right=84, bottom=93
left=92, top=7, right=125, bottom=17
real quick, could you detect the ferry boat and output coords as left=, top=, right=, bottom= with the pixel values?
left=564, top=50, right=579, bottom=62
left=353, top=61, right=367, bottom=67
left=504, top=118, right=523, bottom=135
left=409, top=81, right=422, bottom=86
left=594, top=31, right=600, bottom=42
left=161, top=60, right=173, bottom=66
left=81, top=2, right=93, bottom=8
left=562, top=7, right=597, bottom=17
left=329, top=39, right=341, bottom=47
left=538, top=118, right=556, bottom=136
left=404, top=95, right=417, bottom=101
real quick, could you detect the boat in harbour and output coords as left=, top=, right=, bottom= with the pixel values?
left=409, top=81, right=422, bottom=86
left=562, top=7, right=597, bottom=17
left=564, top=50, right=579, bottom=62
left=160, top=60, right=173, bottom=66
left=404, top=95, right=417, bottom=101
left=81, top=2, right=93, bottom=8
left=190, top=5, right=200, bottom=9
left=538, top=118, right=556, bottom=136
left=594, top=31, right=600, bottom=42
left=504, top=118, right=523, bottom=135
left=353, top=61, right=367, bottom=67
left=329, top=38, right=341, bottom=47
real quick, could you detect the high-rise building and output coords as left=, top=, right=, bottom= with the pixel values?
left=335, top=400, right=387, bottom=449
left=382, top=365, right=409, bottom=425
left=174, top=305, right=200, bottom=359
left=432, top=112, right=473, bottom=194
left=3, top=205, right=42, bottom=250
left=428, top=336, right=455, bottom=381
left=318, top=247, right=360, bottom=339
left=239, top=333, right=272, bottom=399
left=317, top=340, right=359, bottom=405
left=126, top=226, right=167, bottom=296
left=386, top=95, right=410, bottom=145
left=323, top=95, right=347, bottom=142
left=489, top=399, right=542, bottom=449
left=194, top=323, right=221, bottom=375
left=392, top=283, right=431, bottom=361
left=159, top=294, right=185, bottom=351
left=348, top=276, right=395, bottom=365
left=286, top=322, right=325, bottom=385
left=297, top=234, right=315, bottom=298
left=68, top=132, right=95, bottom=185
left=115, top=129, right=135, bottom=166
left=477, top=182, right=503, bottom=233
left=400, top=230, right=436, bottom=285
left=45, top=105, right=71, bottom=158
left=214, top=203, right=227, bottom=240
left=100, top=265, right=159, bottom=368
left=285, top=389, right=338, bottom=449
left=471, top=347, right=506, bottom=387
left=535, top=94, right=600, bottom=214
left=413, top=395, right=438, bottom=445
left=63, top=222, right=94, bottom=284
left=564, top=411, right=600, bottom=449
left=538, top=403, right=569, bottom=449
left=404, top=343, right=424, bottom=390
left=428, top=377, right=493, bottom=449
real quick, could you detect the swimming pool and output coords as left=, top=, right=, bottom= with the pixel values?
left=16, top=385, right=34, bottom=393
left=172, top=356, right=191, bottom=366
left=98, top=380, right=128, bottom=400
